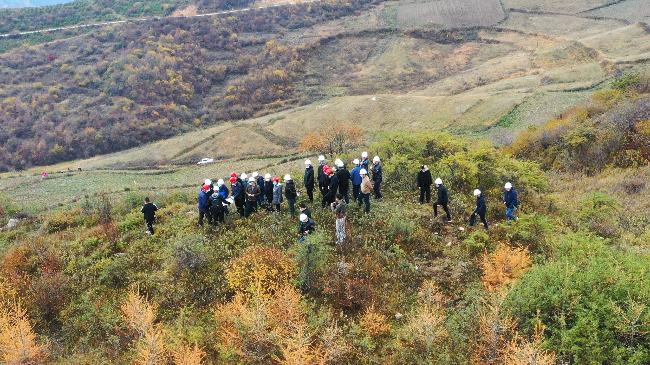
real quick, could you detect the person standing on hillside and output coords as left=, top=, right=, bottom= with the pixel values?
left=323, top=167, right=339, bottom=208
left=504, top=182, right=519, bottom=223
left=331, top=193, right=347, bottom=244
left=254, top=172, right=265, bottom=207
left=141, top=197, right=158, bottom=236
left=198, top=184, right=212, bottom=226
left=417, top=165, right=433, bottom=205
left=359, top=168, right=372, bottom=214
left=337, top=160, right=351, bottom=204
left=209, top=189, right=230, bottom=226
left=231, top=177, right=245, bottom=217
left=298, top=213, right=316, bottom=242
left=434, top=178, right=452, bottom=222
left=264, top=174, right=274, bottom=211
left=469, top=189, right=488, bottom=229
left=272, top=176, right=283, bottom=212
left=285, top=174, right=298, bottom=218
left=317, top=155, right=327, bottom=198
left=350, top=159, right=362, bottom=202
left=203, top=179, right=214, bottom=197
left=371, top=156, right=383, bottom=200
left=217, top=179, right=230, bottom=215
left=299, top=203, right=312, bottom=219
left=304, top=159, right=315, bottom=203
left=245, top=178, right=261, bottom=218
left=360, top=152, right=370, bottom=173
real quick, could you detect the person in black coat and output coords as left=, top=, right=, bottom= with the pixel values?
left=141, top=197, right=158, bottom=235
left=469, top=189, right=488, bottom=229
left=298, top=213, right=316, bottom=241
left=371, top=156, right=383, bottom=200
left=322, top=168, right=338, bottom=208
left=264, top=174, right=274, bottom=211
left=299, top=203, right=312, bottom=219
left=434, top=178, right=451, bottom=222
left=209, top=192, right=230, bottom=226
left=304, top=160, right=315, bottom=203
left=417, top=165, right=433, bottom=204
left=337, top=163, right=351, bottom=204
left=284, top=175, right=298, bottom=218
left=317, top=156, right=327, bottom=197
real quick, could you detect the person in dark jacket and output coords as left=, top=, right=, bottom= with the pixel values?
left=417, top=165, right=433, bottom=204
left=217, top=179, right=230, bottom=215
left=203, top=179, right=214, bottom=197
left=304, top=159, right=315, bottom=203
left=317, top=155, right=327, bottom=198
left=469, top=189, right=488, bottom=229
left=231, top=177, right=245, bottom=217
left=284, top=175, right=298, bottom=218
left=141, top=197, right=158, bottom=235
left=298, top=213, right=316, bottom=241
left=503, top=182, right=518, bottom=223
left=264, top=174, right=274, bottom=211
left=209, top=191, right=230, bottom=226
left=350, top=159, right=362, bottom=201
left=253, top=172, right=264, bottom=206
left=198, top=185, right=212, bottom=226
left=371, top=156, right=383, bottom=200
left=434, top=178, right=451, bottom=222
left=336, top=160, right=351, bottom=204
left=322, top=168, right=338, bottom=208
left=272, top=176, right=283, bottom=212
left=299, top=203, right=311, bottom=219
left=245, top=179, right=261, bottom=218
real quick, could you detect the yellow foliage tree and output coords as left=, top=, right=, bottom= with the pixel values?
left=225, top=246, right=296, bottom=299
left=0, top=300, right=49, bottom=365
left=482, top=244, right=532, bottom=291
left=503, top=315, right=557, bottom=365
left=300, top=124, right=363, bottom=155
left=121, top=288, right=167, bottom=365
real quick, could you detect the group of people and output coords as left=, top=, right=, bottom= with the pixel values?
left=417, top=164, right=519, bottom=229
left=140, top=153, right=519, bottom=238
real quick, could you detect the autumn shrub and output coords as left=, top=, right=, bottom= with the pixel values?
left=481, top=244, right=532, bottom=291
left=505, top=212, right=553, bottom=255
left=42, top=208, right=87, bottom=233
left=225, top=245, right=296, bottom=298
left=505, top=231, right=650, bottom=363
left=577, top=191, right=620, bottom=237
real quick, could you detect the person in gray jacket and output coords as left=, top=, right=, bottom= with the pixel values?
left=331, top=193, right=347, bottom=244
left=272, top=176, right=283, bottom=212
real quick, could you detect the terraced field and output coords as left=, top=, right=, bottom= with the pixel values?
left=395, top=0, right=504, bottom=28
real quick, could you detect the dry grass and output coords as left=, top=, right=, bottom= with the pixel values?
left=580, top=23, right=650, bottom=61
left=501, top=0, right=615, bottom=15
left=500, top=12, right=625, bottom=40
left=583, top=0, right=650, bottom=23
left=395, top=0, right=504, bottom=28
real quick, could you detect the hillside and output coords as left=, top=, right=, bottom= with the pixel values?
left=0, top=0, right=649, bottom=170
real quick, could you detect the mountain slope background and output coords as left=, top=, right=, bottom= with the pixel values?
left=0, top=0, right=648, bottom=170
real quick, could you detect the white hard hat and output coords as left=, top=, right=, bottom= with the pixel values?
left=241, top=173, right=248, bottom=179
left=505, top=182, right=512, bottom=189
left=474, top=189, right=481, bottom=196
left=252, top=172, right=259, bottom=178
left=361, top=151, right=368, bottom=158
left=204, top=179, right=212, bottom=186
left=334, top=159, right=343, bottom=167
left=265, top=173, right=271, bottom=180
left=360, top=169, right=367, bottom=175
left=435, top=178, right=442, bottom=185
left=305, top=159, right=312, bottom=165
left=353, top=159, right=360, bottom=165
left=217, top=179, right=224, bottom=186
left=318, top=155, right=325, bottom=161
left=373, top=156, right=380, bottom=163
left=284, top=174, right=291, bottom=181
left=299, top=213, right=308, bottom=222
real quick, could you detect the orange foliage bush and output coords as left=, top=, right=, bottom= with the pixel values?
left=358, top=304, right=391, bottom=339
left=300, top=124, right=363, bottom=155
left=0, top=300, right=49, bottom=364
left=225, top=246, right=296, bottom=298
left=482, top=244, right=532, bottom=291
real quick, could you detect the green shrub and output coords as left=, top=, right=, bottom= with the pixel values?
left=506, top=231, right=650, bottom=363
left=289, top=231, right=334, bottom=291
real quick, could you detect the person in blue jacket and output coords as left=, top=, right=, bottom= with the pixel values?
left=469, top=189, right=488, bottom=229
left=350, top=159, right=362, bottom=201
left=360, top=152, right=370, bottom=174
left=198, top=184, right=211, bottom=226
left=503, top=182, right=518, bottom=223
left=217, top=179, right=229, bottom=215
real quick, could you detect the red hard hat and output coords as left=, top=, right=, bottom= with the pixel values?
left=229, top=177, right=237, bottom=183
left=273, top=176, right=280, bottom=182
left=322, top=164, right=329, bottom=171
left=202, top=184, right=210, bottom=191
left=230, top=172, right=237, bottom=178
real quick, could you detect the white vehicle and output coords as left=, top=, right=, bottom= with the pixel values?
left=197, top=158, right=215, bottom=165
